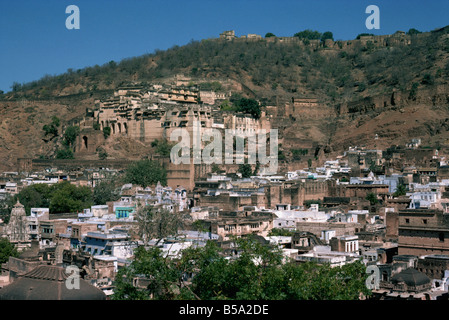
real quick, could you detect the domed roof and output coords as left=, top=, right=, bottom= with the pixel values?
left=391, top=268, right=431, bottom=287
left=0, top=265, right=106, bottom=300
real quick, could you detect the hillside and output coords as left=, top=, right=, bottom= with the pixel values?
left=2, top=28, right=449, bottom=172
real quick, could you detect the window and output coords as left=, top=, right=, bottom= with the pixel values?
left=423, top=219, right=428, bottom=224
left=405, top=218, right=410, bottom=224
left=439, top=232, right=445, bottom=242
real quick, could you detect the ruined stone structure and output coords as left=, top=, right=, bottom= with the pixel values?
left=92, top=83, right=268, bottom=148
left=95, top=84, right=212, bottom=144
left=217, top=29, right=415, bottom=51
left=219, top=30, right=237, bottom=41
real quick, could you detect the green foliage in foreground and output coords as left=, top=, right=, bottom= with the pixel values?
left=0, top=238, right=19, bottom=264
left=112, top=237, right=371, bottom=300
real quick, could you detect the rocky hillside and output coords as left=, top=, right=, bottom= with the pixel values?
left=1, top=27, right=449, bottom=171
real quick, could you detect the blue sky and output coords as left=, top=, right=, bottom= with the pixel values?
left=1, top=0, right=448, bottom=93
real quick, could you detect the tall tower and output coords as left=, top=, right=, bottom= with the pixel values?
left=4, top=201, right=30, bottom=249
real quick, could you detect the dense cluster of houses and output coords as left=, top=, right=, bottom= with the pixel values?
left=2, top=141, right=449, bottom=300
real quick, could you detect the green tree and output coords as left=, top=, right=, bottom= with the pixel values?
left=0, top=238, right=19, bottom=264
left=124, top=159, right=167, bottom=187
left=51, top=116, right=60, bottom=127
left=409, top=82, right=419, bottom=100
left=211, top=164, right=221, bottom=173
left=292, top=149, right=308, bottom=160
left=113, top=237, right=371, bottom=300
left=63, top=126, right=80, bottom=147
left=253, top=161, right=260, bottom=176
left=307, top=158, right=312, bottom=168
left=11, top=82, right=22, bottom=92
left=56, top=147, right=74, bottom=159
left=365, top=192, right=379, bottom=205
left=136, top=206, right=183, bottom=244
left=422, top=73, right=434, bottom=85
left=93, top=178, right=121, bottom=205
left=268, top=228, right=294, bottom=236
left=43, top=116, right=60, bottom=138
left=233, top=98, right=261, bottom=119
left=393, top=184, right=407, bottom=197
left=321, top=31, right=334, bottom=42
left=265, top=32, right=276, bottom=38
left=238, top=163, right=253, bottom=178
left=103, top=126, right=111, bottom=139
left=407, top=28, right=422, bottom=35
left=199, top=81, right=222, bottom=92
left=49, top=182, right=93, bottom=213
left=112, top=246, right=182, bottom=300
left=0, top=198, right=12, bottom=223
left=151, top=139, right=174, bottom=157
left=219, top=100, right=234, bottom=112
left=294, top=29, right=322, bottom=40
left=96, top=147, right=108, bottom=160
left=282, top=260, right=370, bottom=299
left=12, top=183, right=51, bottom=215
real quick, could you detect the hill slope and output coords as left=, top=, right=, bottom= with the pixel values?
left=2, top=28, right=449, bottom=171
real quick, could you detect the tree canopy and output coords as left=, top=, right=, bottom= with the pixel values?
left=393, top=184, right=407, bottom=197
left=124, top=159, right=167, bottom=187
left=365, top=192, right=379, bottom=205
left=294, top=29, right=322, bottom=40
left=238, top=163, right=253, bottom=178
left=231, top=97, right=261, bottom=119
left=0, top=238, right=18, bottom=264
left=151, top=139, right=175, bottom=157
left=63, top=125, right=80, bottom=147
left=136, top=206, right=183, bottom=244
left=93, top=178, right=121, bottom=205
left=112, top=237, right=371, bottom=300
left=42, top=116, right=60, bottom=138
left=321, top=31, right=334, bottom=42
left=9, top=182, right=93, bottom=214
left=407, top=28, right=422, bottom=35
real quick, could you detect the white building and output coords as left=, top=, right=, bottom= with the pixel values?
left=295, top=246, right=361, bottom=267
left=273, top=204, right=329, bottom=230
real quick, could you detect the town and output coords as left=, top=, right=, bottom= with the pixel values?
left=2, top=17, right=449, bottom=304
left=1, top=76, right=449, bottom=301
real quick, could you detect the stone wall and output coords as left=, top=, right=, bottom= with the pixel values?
left=398, top=209, right=449, bottom=256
